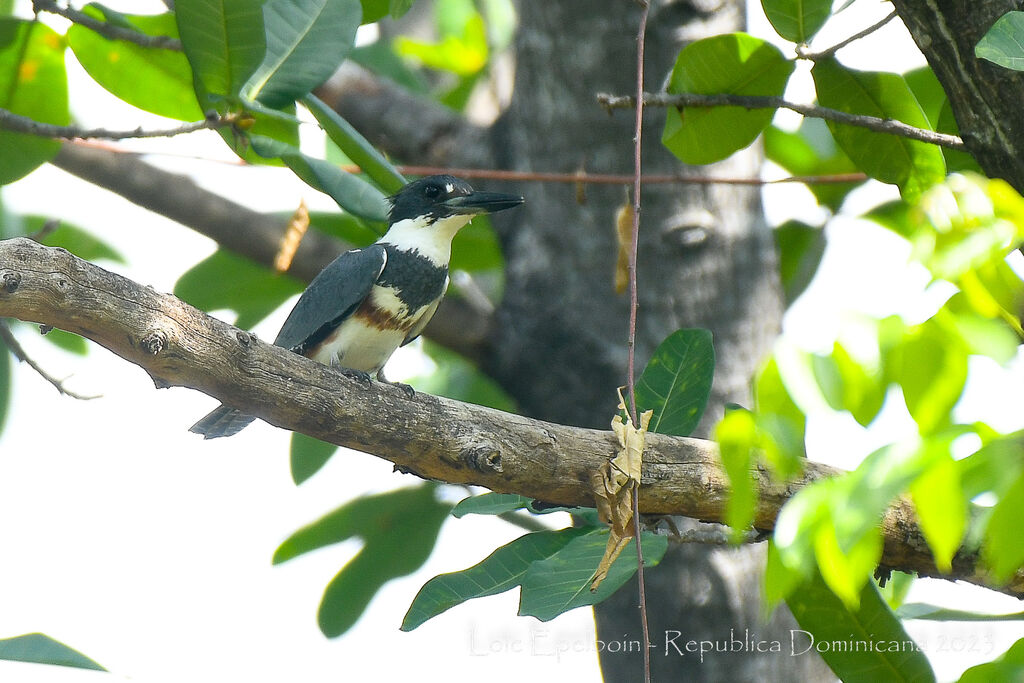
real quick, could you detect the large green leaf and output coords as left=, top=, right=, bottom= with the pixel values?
left=176, top=0, right=266, bottom=102
left=289, top=431, right=338, bottom=484
left=760, top=0, right=831, bottom=43
left=663, top=33, right=795, bottom=164
left=983, top=472, right=1024, bottom=581
left=960, top=638, right=1024, bottom=683
left=909, top=446, right=965, bottom=572
left=0, top=19, right=68, bottom=184
left=888, top=321, right=968, bottom=435
left=67, top=8, right=203, bottom=121
left=518, top=529, right=668, bottom=621
left=811, top=58, right=946, bottom=201
left=401, top=527, right=589, bottom=630
left=273, top=485, right=451, bottom=637
left=450, top=492, right=581, bottom=518
left=0, top=633, right=105, bottom=671
left=303, top=93, right=406, bottom=193
left=774, top=219, right=825, bottom=304
left=975, top=11, right=1024, bottom=71
left=786, top=569, right=935, bottom=683
left=244, top=0, right=361, bottom=108
left=634, top=328, right=714, bottom=437
left=174, top=249, right=304, bottom=329
left=250, top=135, right=389, bottom=221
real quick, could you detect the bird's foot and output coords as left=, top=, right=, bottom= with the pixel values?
left=376, top=369, right=415, bottom=398
left=335, top=363, right=372, bottom=387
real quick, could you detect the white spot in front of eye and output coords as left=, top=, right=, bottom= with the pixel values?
left=445, top=183, right=454, bottom=194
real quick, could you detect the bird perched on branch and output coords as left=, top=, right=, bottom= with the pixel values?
left=190, top=174, right=523, bottom=439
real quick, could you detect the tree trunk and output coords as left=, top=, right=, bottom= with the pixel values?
left=892, top=0, right=1024, bottom=192
left=485, top=1, right=831, bottom=679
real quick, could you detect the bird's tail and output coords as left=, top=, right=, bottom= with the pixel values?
left=189, top=404, right=257, bottom=439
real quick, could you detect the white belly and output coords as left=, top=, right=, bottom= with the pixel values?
left=308, top=317, right=408, bottom=372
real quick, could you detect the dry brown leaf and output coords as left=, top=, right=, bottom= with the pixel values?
left=591, top=387, right=652, bottom=590
left=274, top=199, right=310, bottom=273
left=614, top=202, right=633, bottom=294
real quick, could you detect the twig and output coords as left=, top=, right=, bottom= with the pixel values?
left=797, top=11, right=899, bottom=61
left=596, top=92, right=966, bottom=151
left=390, top=165, right=867, bottom=186
left=0, top=108, right=228, bottom=141
left=0, top=320, right=99, bottom=400
left=33, top=0, right=183, bottom=50
left=628, top=4, right=652, bottom=682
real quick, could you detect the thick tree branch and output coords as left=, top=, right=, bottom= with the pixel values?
left=597, top=91, right=966, bottom=150
left=49, top=143, right=489, bottom=360
left=1, top=236, right=1020, bottom=599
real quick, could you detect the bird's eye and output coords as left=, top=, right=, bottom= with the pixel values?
left=424, top=184, right=441, bottom=199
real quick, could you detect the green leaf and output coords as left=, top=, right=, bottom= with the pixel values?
left=244, top=0, right=361, bottom=108
left=273, top=485, right=451, bottom=637
left=350, top=40, right=430, bottom=93
left=753, top=357, right=806, bottom=477
left=786, top=569, right=936, bottom=683
left=959, top=638, right=1024, bottom=683
left=67, top=8, right=203, bottom=121
left=889, top=321, right=968, bottom=435
left=715, top=408, right=758, bottom=541
left=175, top=0, right=267, bottom=103
left=302, top=93, right=406, bottom=193
left=634, top=328, right=714, bottom=437
left=983, top=472, right=1024, bottom=581
left=0, top=19, right=68, bottom=184
left=774, top=219, right=825, bottom=304
left=760, top=0, right=831, bottom=43
left=975, top=11, right=1024, bottom=71
left=359, top=0, right=389, bottom=24
left=249, top=135, right=389, bottom=221
left=897, top=603, right=1024, bottom=621
left=937, top=101, right=982, bottom=173
left=450, top=214, right=503, bottom=272
left=174, top=249, right=304, bottom=329
left=289, top=432, right=338, bottom=484
left=307, top=210, right=382, bottom=243
left=394, top=13, right=488, bottom=76
left=518, top=529, right=668, bottom=621
left=401, top=527, right=589, bottom=630
left=764, top=119, right=861, bottom=211
left=663, top=33, right=795, bottom=165
left=903, top=67, right=947, bottom=129
left=909, top=446, right=965, bottom=572
left=0, top=633, right=105, bottom=671
left=451, top=492, right=583, bottom=518
left=451, top=492, right=534, bottom=518
left=811, top=58, right=946, bottom=201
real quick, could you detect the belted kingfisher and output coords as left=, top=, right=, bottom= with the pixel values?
left=189, top=174, right=523, bottom=439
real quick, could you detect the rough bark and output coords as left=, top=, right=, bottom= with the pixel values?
left=892, top=0, right=1024, bottom=192
left=3, top=236, right=1021, bottom=602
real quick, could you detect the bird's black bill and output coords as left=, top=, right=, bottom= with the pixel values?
left=443, top=191, right=524, bottom=215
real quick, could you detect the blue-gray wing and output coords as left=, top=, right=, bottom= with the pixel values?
left=274, top=245, right=387, bottom=353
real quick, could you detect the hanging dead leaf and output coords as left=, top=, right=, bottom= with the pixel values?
left=614, top=202, right=634, bottom=294
left=274, top=199, right=310, bottom=273
left=591, top=387, right=652, bottom=590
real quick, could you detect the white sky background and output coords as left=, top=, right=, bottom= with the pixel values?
left=0, top=1, right=1022, bottom=681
